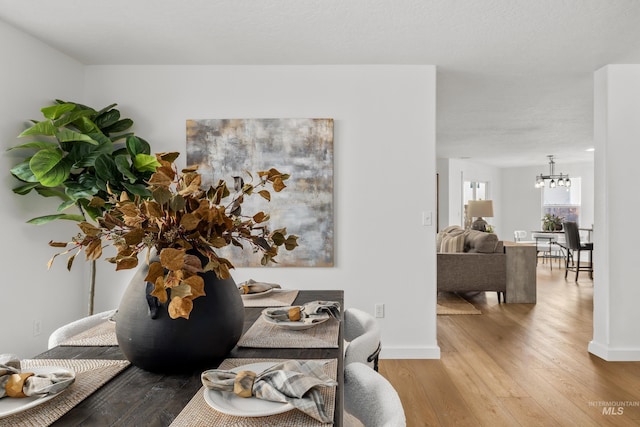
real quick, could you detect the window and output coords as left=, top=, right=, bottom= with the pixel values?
left=463, top=181, right=487, bottom=206
left=543, top=177, right=581, bottom=224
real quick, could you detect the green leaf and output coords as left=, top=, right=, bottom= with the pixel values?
left=35, top=187, right=69, bottom=200
left=94, top=109, right=121, bottom=129
left=41, top=103, right=75, bottom=120
left=103, top=118, right=133, bottom=134
left=27, top=214, right=85, bottom=225
left=30, top=149, right=71, bottom=187
left=94, top=153, right=120, bottom=184
left=77, top=199, right=102, bottom=221
left=114, top=154, right=138, bottom=183
left=10, top=161, right=38, bottom=182
left=55, top=129, right=99, bottom=145
left=85, top=131, right=111, bottom=145
left=12, top=182, right=39, bottom=195
left=67, top=139, right=113, bottom=168
left=65, top=181, right=98, bottom=200
left=56, top=199, right=78, bottom=212
left=133, top=153, right=161, bottom=173
left=53, top=109, right=94, bottom=128
left=95, top=103, right=117, bottom=116
left=126, top=135, right=149, bottom=156
left=6, top=141, right=59, bottom=151
left=71, top=116, right=101, bottom=134
left=122, top=182, right=152, bottom=197
left=19, top=121, right=56, bottom=137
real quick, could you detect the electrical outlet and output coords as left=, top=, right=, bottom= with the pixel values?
left=33, top=319, right=42, bottom=337
left=375, top=304, right=385, bottom=318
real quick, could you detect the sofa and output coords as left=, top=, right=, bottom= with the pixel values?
left=437, top=225, right=507, bottom=300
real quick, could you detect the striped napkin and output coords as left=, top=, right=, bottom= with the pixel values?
left=201, top=359, right=337, bottom=423
left=0, top=354, right=75, bottom=398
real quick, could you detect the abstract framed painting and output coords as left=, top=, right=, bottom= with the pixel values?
left=186, top=118, right=334, bottom=267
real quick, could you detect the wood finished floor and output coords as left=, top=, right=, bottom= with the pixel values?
left=379, top=264, right=640, bottom=426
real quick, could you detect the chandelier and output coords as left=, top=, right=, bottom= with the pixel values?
left=534, top=155, right=571, bottom=189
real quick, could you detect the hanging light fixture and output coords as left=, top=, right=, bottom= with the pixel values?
left=534, top=155, right=571, bottom=189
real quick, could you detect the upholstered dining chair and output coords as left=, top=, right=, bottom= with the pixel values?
left=344, top=308, right=382, bottom=371
left=48, top=309, right=116, bottom=349
left=562, top=221, right=594, bottom=281
left=344, top=362, right=406, bottom=427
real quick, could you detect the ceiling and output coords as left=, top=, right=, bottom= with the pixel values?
left=2, top=0, right=640, bottom=168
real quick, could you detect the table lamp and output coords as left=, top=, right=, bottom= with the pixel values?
left=467, top=200, right=493, bottom=232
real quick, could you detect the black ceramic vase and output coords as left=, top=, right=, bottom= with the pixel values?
left=114, top=251, right=245, bottom=374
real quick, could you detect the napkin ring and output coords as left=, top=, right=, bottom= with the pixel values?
left=233, top=370, right=256, bottom=398
left=5, top=372, right=34, bottom=398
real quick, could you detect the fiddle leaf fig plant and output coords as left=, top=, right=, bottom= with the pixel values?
left=8, top=100, right=161, bottom=315
left=8, top=100, right=160, bottom=224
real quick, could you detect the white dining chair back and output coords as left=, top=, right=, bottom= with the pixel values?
left=344, top=362, right=406, bottom=427
left=344, top=308, right=381, bottom=370
left=48, top=309, right=116, bottom=349
left=514, top=230, right=527, bottom=241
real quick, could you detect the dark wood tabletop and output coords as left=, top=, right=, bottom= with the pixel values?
left=35, top=289, right=344, bottom=426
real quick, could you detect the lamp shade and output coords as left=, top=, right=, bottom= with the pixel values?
left=467, top=200, right=494, bottom=218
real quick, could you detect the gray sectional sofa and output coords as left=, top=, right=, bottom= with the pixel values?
left=436, top=225, right=507, bottom=301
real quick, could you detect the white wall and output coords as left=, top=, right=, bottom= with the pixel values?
left=0, top=20, right=86, bottom=357
left=502, top=161, right=594, bottom=242
left=590, top=65, right=640, bottom=360
left=83, top=65, right=439, bottom=359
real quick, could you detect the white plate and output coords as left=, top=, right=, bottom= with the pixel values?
left=0, top=366, right=74, bottom=419
left=261, top=308, right=331, bottom=330
left=203, top=362, right=294, bottom=417
left=240, top=288, right=274, bottom=299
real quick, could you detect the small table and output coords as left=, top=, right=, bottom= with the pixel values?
left=504, top=241, right=537, bottom=303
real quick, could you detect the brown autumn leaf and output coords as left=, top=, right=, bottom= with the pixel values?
left=168, top=296, right=193, bottom=320
left=115, top=256, right=138, bottom=271
left=258, top=189, right=271, bottom=201
left=160, top=248, right=185, bottom=271
left=272, top=177, right=286, bottom=192
left=150, top=277, right=168, bottom=303
left=85, top=238, right=103, bottom=261
left=284, top=235, right=299, bottom=251
left=253, top=212, right=267, bottom=223
left=144, top=200, right=163, bottom=218
left=78, top=221, right=101, bottom=237
left=180, top=213, right=200, bottom=231
left=182, top=253, right=203, bottom=275
left=170, top=282, right=193, bottom=299
left=144, top=261, right=165, bottom=285
left=209, top=236, right=228, bottom=248
left=183, top=275, right=205, bottom=299
left=148, top=170, right=173, bottom=187
left=123, top=228, right=146, bottom=246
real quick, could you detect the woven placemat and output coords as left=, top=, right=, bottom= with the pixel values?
left=2, top=358, right=130, bottom=427
left=237, top=316, right=339, bottom=348
left=60, top=321, right=118, bottom=346
left=241, top=289, right=299, bottom=307
left=169, top=358, right=337, bottom=427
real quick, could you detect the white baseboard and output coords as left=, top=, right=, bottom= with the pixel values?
left=588, top=340, right=640, bottom=361
left=379, top=345, right=440, bottom=359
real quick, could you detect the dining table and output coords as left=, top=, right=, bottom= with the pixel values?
left=8, top=289, right=344, bottom=426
